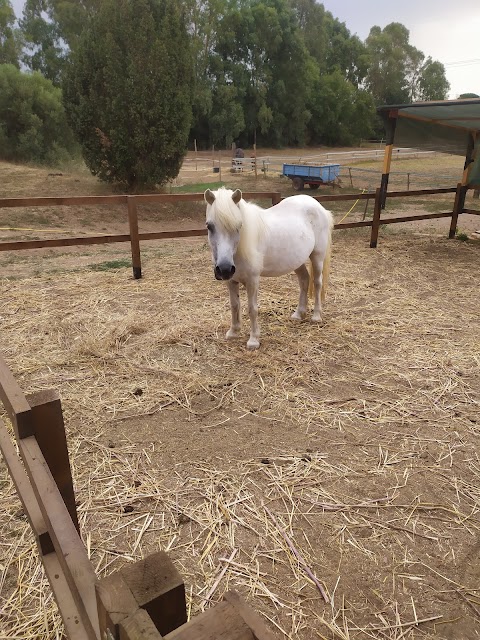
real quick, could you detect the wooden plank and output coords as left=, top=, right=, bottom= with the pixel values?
left=26, top=389, right=79, bottom=534
left=164, top=602, right=254, bottom=640
left=119, top=609, right=163, bottom=640
left=0, top=195, right=127, bottom=208
left=334, top=220, right=373, bottom=229
left=380, top=212, right=454, bottom=224
left=43, top=552, right=96, bottom=640
left=19, top=435, right=99, bottom=639
left=386, top=187, right=457, bottom=197
left=312, top=192, right=374, bottom=202
left=0, top=234, right=131, bottom=252
left=370, top=188, right=382, bottom=248
left=0, top=418, right=53, bottom=554
left=139, top=229, right=207, bottom=241
left=0, top=353, right=33, bottom=438
left=127, top=197, right=142, bottom=279
left=120, top=551, right=186, bottom=636
left=96, top=572, right=139, bottom=640
left=223, top=590, right=277, bottom=640
left=463, top=208, right=480, bottom=215
left=0, top=418, right=92, bottom=638
left=449, top=184, right=467, bottom=238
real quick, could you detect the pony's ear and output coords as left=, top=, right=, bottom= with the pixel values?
left=204, top=189, right=215, bottom=205
left=232, top=189, right=242, bottom=204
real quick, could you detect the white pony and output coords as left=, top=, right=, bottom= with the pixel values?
left=204, top=187, right=333, bottom=350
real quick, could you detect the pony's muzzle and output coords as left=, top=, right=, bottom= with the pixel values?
left=215, top=263, right=236, bottom=280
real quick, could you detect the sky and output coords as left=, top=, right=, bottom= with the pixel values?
left=9, top=0, right=480, bottom=99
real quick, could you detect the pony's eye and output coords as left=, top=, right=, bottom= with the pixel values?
left=206, top=222, right=214, bottom=233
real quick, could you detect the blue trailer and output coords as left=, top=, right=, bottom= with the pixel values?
left=282, top=163, right=341, bottom=190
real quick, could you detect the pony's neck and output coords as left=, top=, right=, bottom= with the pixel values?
left=236, top=200, right=266, bottom=267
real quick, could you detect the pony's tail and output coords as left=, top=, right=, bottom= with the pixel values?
left=320, top=237, right=332, bottom=303
left=307, top=231, right=332, bottom=302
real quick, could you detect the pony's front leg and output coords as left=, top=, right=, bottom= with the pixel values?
left=246, top=277, right=260, bottom=350
left=226, top=280, right=241, bottom=339
left=291, top=264, right=309, bottom=320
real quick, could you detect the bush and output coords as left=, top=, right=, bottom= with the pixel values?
left=0, top=64, right=79, bottom=165
left=62, top=0, right=192, bottom=191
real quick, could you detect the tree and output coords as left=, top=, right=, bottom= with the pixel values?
left=19, top=0, right=66, bottom=84
left=459, top=93, right=479, bottom=99
left=63, top=0, right=193, bottom=191
left=365, top=23, right=449, bottom=105
left=0, top=64, right=78, bottom=164
left=0, top=0, right=21, bottom=66
left=308, top=69, right=375, bottom=145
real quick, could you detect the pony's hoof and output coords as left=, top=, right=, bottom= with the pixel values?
left=291, top=311, right=306, bottom=321
left=247, top=338, right=260, bottom=350
left=311, top=313, right=322, bottom=322
left=226, top=328, right=241, bottom=339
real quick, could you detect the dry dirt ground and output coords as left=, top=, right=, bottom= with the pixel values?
left=0, top=158, right=479, bottom=640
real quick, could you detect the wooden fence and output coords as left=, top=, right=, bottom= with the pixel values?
left=0, top=353, right=277, bottom=640
left=0, top=185, right=478, bottom=279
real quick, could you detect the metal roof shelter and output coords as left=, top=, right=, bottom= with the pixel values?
left=377, top=99, right=480, bottom=209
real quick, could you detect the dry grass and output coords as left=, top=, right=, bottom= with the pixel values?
left=1, top=225, right=479, bottom=639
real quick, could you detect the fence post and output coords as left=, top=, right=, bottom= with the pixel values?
left=25, top=389, right=80, bottom=534
left=271, top=192, right=282, bottom=205
left=407, top=173, right=410, bottom=191
left=370, top=188, right=382, bottom=248
left=348, top=167, right=353, bottom=188
left=127, top=196, right=142, bottom=279
left=448, top=183, right=467, bottom=239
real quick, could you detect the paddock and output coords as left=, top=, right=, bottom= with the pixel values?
left=1, top=219, right=479, bottom=638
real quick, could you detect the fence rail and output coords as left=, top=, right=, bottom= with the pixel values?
left=0, top=186, right=477, bottom=277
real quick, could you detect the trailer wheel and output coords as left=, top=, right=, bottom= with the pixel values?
left=309, top=183, right=320, bottom=190
left=292, top=177, right=304, bottom=190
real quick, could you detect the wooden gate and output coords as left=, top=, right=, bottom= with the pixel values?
left=0, top=353, right=276, bottom=640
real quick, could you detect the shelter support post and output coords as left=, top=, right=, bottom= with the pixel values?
left=370, top=188, right=382, bottom=248
left=449, top=183, right=468, bottom=238
left=127, top=196, right=142, bottom=279
left=449, top=133, right=476, bottom=238
left=380, top=112, right=397, bottom=209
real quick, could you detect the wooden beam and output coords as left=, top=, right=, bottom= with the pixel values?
left=449, top=183, right=468, bottom=238
left=96, top=572, right=139, bottom=640
left=0, top=353, right=33, bottom=438
left=119, top=609, right=162, bottom=640
left=25, top=389, right=79, bottom=534
left=120, top=551, right=187, bottom=637
left=127, top=197, right=142, bottom=279
left=370, top=188, right=382, bottom=248
left=164, top=602, right=254, bottom=640
left=0, top=419, right=53, bottom=554
left=18, top=435, right=99, bottom=639
left=223, top=590, right=277, bottom=640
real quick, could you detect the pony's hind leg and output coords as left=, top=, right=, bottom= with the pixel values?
left=291, top=264, right=309, bottom=321
left=246, top=277, right=260, bottom=350
left=310, top=253, right=323, bottom=322
left=226, top=280, right=241, bottom=339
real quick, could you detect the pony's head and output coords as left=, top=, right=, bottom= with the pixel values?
left=204, top=187, right=243, bottom=280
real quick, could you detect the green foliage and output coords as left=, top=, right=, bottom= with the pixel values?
left=459, top=93, right=479, bottom=99
left=365, top=22, right=450, bottom=106
left=19, top=0, right=66, bottom=85
left=63, top=0, right=193, bottom=191
left=0, top=64, right=79, bottom=165
left=0, top=0, right=21, bottom=65
left=309, top=70, right=375, bottom=145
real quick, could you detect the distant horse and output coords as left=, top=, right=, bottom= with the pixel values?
left=204, top=188, right=333, bottom=350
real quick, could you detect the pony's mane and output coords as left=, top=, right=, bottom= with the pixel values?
left=210, top=188, right=266, bottom=269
